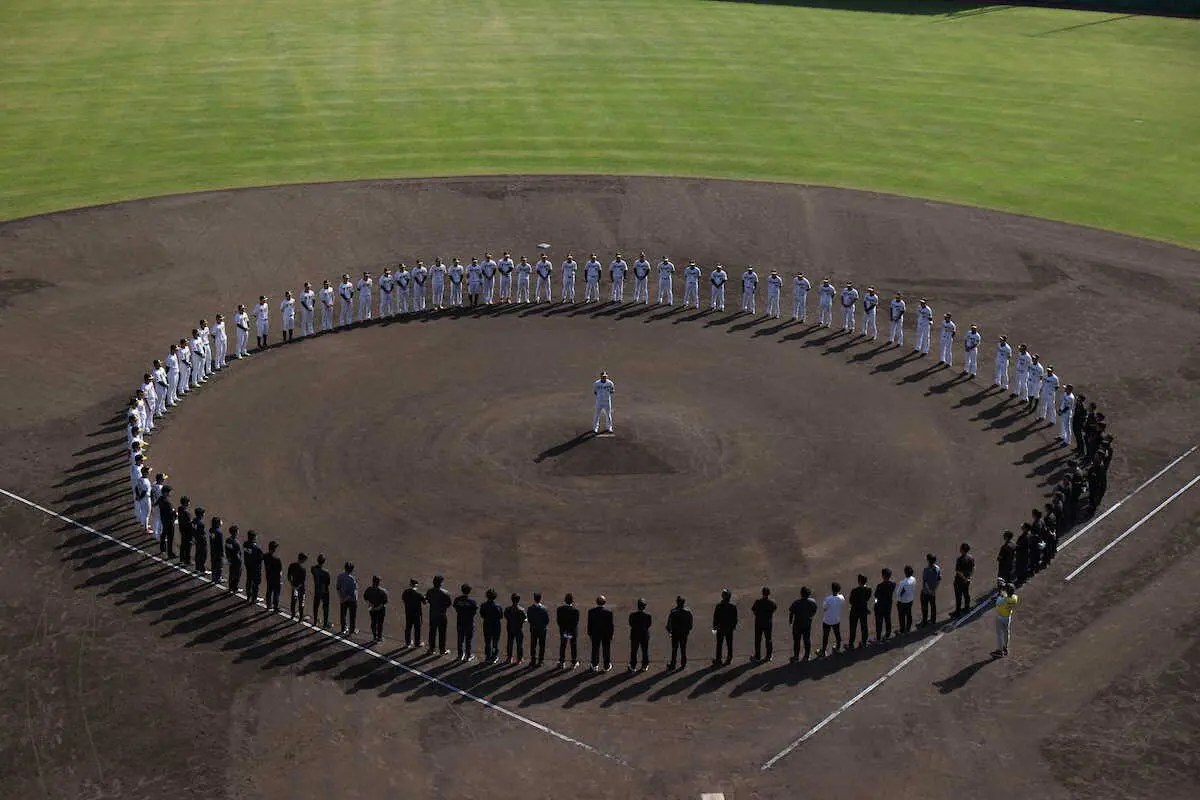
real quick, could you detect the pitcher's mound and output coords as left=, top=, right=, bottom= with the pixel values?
left=535, top=430, right=677, bottom=476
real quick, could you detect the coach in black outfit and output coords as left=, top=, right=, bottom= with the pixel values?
left=263, top=540, right=283, bottom=612
left=177, top=496, right=193, bottom=566
left=527, top=592, right=550, bottom=666
left=224, top=526, right=243, bottom=596
left=751, top=587, right=777, bottom=662
left=557, top=593, right=580, bottom=668
left=242, top=531, right=263, bottom=604
left=311, top=554, right=332, bottom=628
left=363, top=575, right=388, bottom=641
left=789, top=587, right=818, bottom=661
left=504, top=594, right=527, bottom=664
left=191, top=507, right=207, bottom=576
left=156, top=486, right=177, bottom=558
left=874, top=568, right=896, bottom=642
left=588, top=596, right=615, bottom=672
left=997, top=531, right=1016, bottom=585
left=208, top=517, right=224, bottom=585
left=453, top=584, right=478, bottom=661
left=953, top=542, right=975, bottom=617
left=287, top=553, right=308, bottom=619
left=628, top=598, right=651, bottom=671
left=401, top=578, right=426, bottom=647
left=712, top=589, right=738, bottom=665
left=479, top=589, right=504, bottom=664
left=425, top=575, right=452, bottom=654
left=666, top=596, right=693, bottom=670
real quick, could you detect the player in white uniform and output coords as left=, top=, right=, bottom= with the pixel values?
left=766, top=270, right=783, bottom=318
left=710, top=265, right=728, bottom=311
left=938, top=313, right=957, bottom=365
left=481, top=254, right=497, bottom=304
left=379, top=269, right=395, bottom=317
left=1013, top=344, right=1031, bottom=399
left=152, top=361, right=168, bottom=416
left=412, top=261, right=429, bottom=311
left=189, top=329, right=206, bottom=386
left=817, top=280, right=836, bottom=327
left=1058, top=384, right=1076, bottom=445
left=176, top=338, right=192, bottom=393
left=632, top=253, right=652, bottom=304
left=447, top=259, right=465, bottom=307
left=356, top=271, right=373, bottom=321
left=300, top=282, right=317, bottom=334
left=682, top=261, right=702, bottom=309
left=133, top=466, right=153, bottom=536
left=254, top=296, right=271, bottom=349
left=741, top=267, right=759, bottom=314
left=610, top=254, right=628, bottom=303
left=584, top=255, right=602, bottom=302
left=395, top=264, right=411, bottom=313
left=592, top=371, right=615, bottom=434
left=887, top=293, right=906, bottom=346
left=792, top=273, right=811, bottom=322
left=165, top=345, right=180, bottom=406
left=138, top=378, right=156, bottom=433
left=963, top=324, right=981, bottom=377
left=840, top=283, right=859, bottom=332
left=914, top=299, right=934, bottom=355
left=430, top=259, right=447, bottom=310
left=319, top=280, right=336, bottom=329
left=515, top=256, right=533, bottom=303
left=497, top=253, right=515, bottom=303
left=561, top=254, right=578, bottom=303
left=861, top=287, right=879, bottom=339
left=212, top=313, right=228, bottom=368
left=1038, top=366, right=1060, bottom=423
left=656, top=257, right=675, bottom=305
left=994, top=335, right=1013, bottom=390
left=197, top=320, right=212, bottom=379
left=467, top=258, right=484, bottom=307
left=280, top=291, right=297, bottom=343
left=338, top=275, right=355, bottom=326
left=535, top=255, right=553, bottom=302
left=1026, top=355, right=1045, bottom=409
left=233, top=305, right=250, bottom=358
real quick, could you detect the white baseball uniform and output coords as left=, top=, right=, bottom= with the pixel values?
left=515, top=260, right=533, bottom=303
left=213, top=320, right=228, bottom=368
left=154, top=366, right=169, bottom=415
left=395, top=269, right=411, bottom=313
left=1039, top=371, right=1060, bottom=423
left=448, top=263, right=465, bottom=306
left=467, top=261, right=483, bottom=299
left=593, top=378, right=615, bottom=433
left=1014, top=350, right=1031, bottom=399
left=412, top=265, right=429, bottom=311
left=994, top=342, right=1012, bottom=389
left=482, top=258, right=497, bottom=303
left=165, top=350, right=180, bottom=405
left=888, top=298, right=906, bottom=345
left=792, top=276, right=811, bottom=322
left=234, top=311, right=250, bottom=356
left=379, top=272, right=395, bottom=316
left=741, top=270, right=758, bottom=314
left=300, top=289, right=316, bottom=334
left=914, top=304, right=934, bottom=354
left=339, top=281, right=355, bottom=325
left=254, top=301, right=270, bottom=341
left=584, top=259, right=602, bottom=302
left=430, top=263, right=446, bottom=308
left=1058, top=390, right=1075, bottom=442
left=682, top=264, right=702, bottom=308
left=939, top=319, right=957, bottom=365
left=1027, top=360, right=1044, bottom=404
left=632, top=258, right=651, bottom=304
left=280, top=297, right=296, bottom=333
left=497, top=257, right=514, bottom=301
left=357, top=277, right=373, bottom=320
left=840, top=287, right=859, bottom=331
left=561, top=258, right=578, bottom=302
left=818, top=283, right=836, bottom=326
left=766, top=273, right=783, bottom=318
left=861, top=292, right=879, bottom=338
left=610, top=259, right=628, bottom=303
left=535, top=258, right=553, bottom=302
left=319, top=286, right=335, bottom=330
left=963, top=330, right=981, bottom=375
left=710, top=269, right=728, bottom=310
left=657, top=260, right=675, bottom=305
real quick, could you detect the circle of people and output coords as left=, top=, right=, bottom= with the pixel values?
left=122, top=247, right=1115, bottom=669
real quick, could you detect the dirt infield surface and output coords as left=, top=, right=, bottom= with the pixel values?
left=1, top=176, right=1198, bottom=800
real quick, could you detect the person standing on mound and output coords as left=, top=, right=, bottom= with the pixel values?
left=593, top=371, right=615, bottom=434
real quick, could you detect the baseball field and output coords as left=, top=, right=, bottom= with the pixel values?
left=1, top=3, right=1199, bottom=800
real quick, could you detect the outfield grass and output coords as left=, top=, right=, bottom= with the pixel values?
left=1, top=0, right=1197, bottom=245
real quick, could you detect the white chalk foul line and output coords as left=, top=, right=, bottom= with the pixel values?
left=1064, top=473, right=1200, bottom=582
left=0, top=487, right=624, bottom=766
left=761, top=593, right=996, bottom=771
left=1058, top=444, right=1198, bottom=553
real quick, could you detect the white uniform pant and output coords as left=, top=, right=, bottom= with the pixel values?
left=939, top=334, right=954, bottom=365
left=321, top=305, right=334, bottom=330
left=499, top=274, right=513, bottom=300
left=915, top=323, right=931, bottom=354
left=593, top=401, right=613, bottom=433
left=657, top=278, right=673, bottom=305
left=178, top=363, right=191, bottom=392
left=301, top=308, right=315, bottom=335
left=766, top=290, right=781, bottom=318
left=134, top=498, right=150, bottom=530
left=191, top=354, right=204, bottom=385
left=200, top=347, right=212, bottom=378
left=611, top=277, right=624, bottom=303
left=214, top=337, right=227, bottom=367
left=155, top=384, right=168, bottom=415
left=141, top=399, right=155, bottom=432
left=793, top=293, right=808, bottom=322
left=380, top=291, right=394, bottom=317
left=340, top=300, right=354, bottom=326
left=562, top=275, right=576, bottom=302
left=516, top=275, right=531, bottom=303
left=965, top=348, right=978, bottom=375
left=535, top=276, right=552, bottom=302
left=432, top=279, right=445, bottom=308
left=633, top=277, right=649, bottom=303
left=888, top=318, right=903, bottom=345
left=359, top=293, right=372, bottom=321
left=841, top=305, right=855, bottom=331
left=1059, top=409, right=1073, bottom=441
left=483, top=276, right=495, bottom=303
left=468, top=281, right=482, bottom=301
left=413, top=284, right=427, bottom=311
left=397, top=289, right=410, bottom=313
left=711, top=285, right=725, bottom=310
left=818, top=301, right=833, bottom=326
left=742, top=288, right=756, bottom=314
left=863, top=309, right=878, bottom=338
left=995, top=360, right=1009, bottom=389
left=1039, top=390, right=1057, bottom=423
left=234, top=328, right=247, bottom=356
left=282, top=317, right=294, bottom=336
left=1027, top=374, right=1041, bottom=402
left=256, top=319, right=269, bottom=342
left=682, top=281, right=700, bottom=309
left=167, top=371, right=179, bottom=405
left=1015, top=368, right=1028, bottom=400
left=585, top=279, right=600, bottom=302
left=449, top=282, right=463, bottom=306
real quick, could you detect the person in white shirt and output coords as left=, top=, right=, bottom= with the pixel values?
left=682, top=261, right=702, bottom=309
left=378, top=269, right=395, bottom=317
left=583, top=254, right=602, bottom=302
left=839, top=283, right=859, bottom=332
left=765, top=270, right=783, bottom=318
left=254, top=296, right=271, bottom=350
left=535, top=255, right=553, bottom=303
left=896, top=565, right=917, bottom=633
left=938, top=313, right=957, bottom=366
left=497, top=253, right=515, bottom=303
left=592, top=371, right=615, bottom=434
left=1038, top=366, right=1060, bottom=424
left=233, top=305, right=251, bottom=358
left=1058, top=384, right=1076, bottom=445
left=412, top=261, right=429, bottom=311
left=710, top=265, right=728, bottom=311
left=741, top=267, right=759, bottom=314
left=1014, top=344, right=1031, bottom=400
left=338, top=274, right=355, bottom=326
left=190, top=330, right=206, bottom=385
left=480, top=254, right=497, bottom=304
left=656, top=257, right=675, bottom=305
left=631, top=253, right=651, bottom=304
left=994, top=335, right=1013, bottom=391
left=197, top=320, right=212, bottom=379
left=560, top=254, right=578, bottom=303
left=610, top=254, right=628, bottom=303
left=357, top=271, right=374, bottom=320
left=395, top=264, right=411, bottom=313
left=1026, top=354, right=1044, bottom=410
left=818, top=582, right=845, bottom=657
left=176, top=337, right=192, bottom=392
left=280, top=290, right=297, bottom=343
left=319, top=280, right=336, bottom=331
left=152, top=360, right=168, bottom=416
left=447, top=259, right=465, bottom=307
left=887, top=292, right=906, bottom=346
left=430, top=258, right=447, bottom=310
left=300, top=281, right=317, bottom=335
left=817, top=279, right=836, bottom=327
left=914, top=299, right=934, bottom=355
left=792, top=273, right=811, bottom=323
left=133, top=466, right=153, bottom=536
left=138, top=379, right=156, bottom=433
left=861, top=287, right=880, bottom=339
left=515, top=256, right=533, bottom=303
left=963, top=324, right=982, bottom=377
left=212, top=313, right=228, bottom=369
left=467, top=258, right=484, bottom=307
left=165, top=346, right=180, bottom=406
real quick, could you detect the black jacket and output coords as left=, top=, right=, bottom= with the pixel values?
left=402, top=587, right=426, bottom=614
left=242, top=543, right=263, bottom=577
left=955, top=553, right=976, bottom=581
left=628, top=610, right=652, bottom=638
left=849, top=585, right=872, bottom=612
left=454, top=595, right=478, bottom=625
left=712, top=600, right=738, bottom=632
left=264, top=552, right=283, bottom=585
left=426, top=586, right=452, bottom=618
left=667, top=606, right=694, bottom=636
left=177, top=507, right=193, bottom=541
left=504, top=604, right=527, bottom=632
left=751, top=597, right=778, bottom=624
left=286, top=561, right=306, bottom=588
left=225, top=536, right=243, bottom=567
left=527, top=603, right=550, bottom=631
left=363, top=586, right=388, bottom=610
left=479, top=599, right=504, bottom=631
left=587, top=606, right=614, bottom=639
left=789, top=597, right=818, bottom=627
left=311, top=565, right=331, bottom=596
left=556, top=604, right=580, bottom=634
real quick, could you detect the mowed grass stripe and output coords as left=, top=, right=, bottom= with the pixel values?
left=1, top=0, right=1197, bottom=245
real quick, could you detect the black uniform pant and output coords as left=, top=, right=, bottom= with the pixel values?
left=246, top=572, right=262, bottom=604
left=428, top=615, right=447, bottom=652
left=714, top=628, right=734, bottom=663
left=629, top=632, right=649, bottom=668
left=210, top=553, right=223, bottom=584
left=920, top=589, right=937, bottom=624
left=848, top=608, right=869, bottom=646
left=953, top=577, right=971, bottom=614
left=875, top=602, right=893, bottom=640
left=228, top=565, right=242, bottom=596
left=457, top=623, right=475, bottom=659
left=558, top=632, right=578, bottom=664
left=506, top=629, right=524, bottom=660
left=369, top=607, right=385, bottom=639
left=290, top=586, right=305, bottom=618
left=160, top=522, right=175, bottom=557
left=483, top=625, right=501, bottom=661
left=754, top=622, right=773, bottom=660
left=591, top=636, right=612, bottom=668
left=313, top=591, right=330, bottom=627
left=792, top=623, right=812, bottom=659
left=404, top=611, right=422, bottom=646
left=897, top=601, right=914, bottom=633
left=193, top=544, right=207, bottom=575
left=179, top=533, right=192, bottom=565
left=340, top=600, right=358, bottom=633
left=821, top=622, right=842, bottom=652
left=265, top=579, right=282, bottom=611
left=530, top=627, right=547, bottom=663
left=670, top=633, right=689, bottom=667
